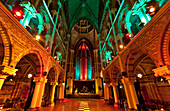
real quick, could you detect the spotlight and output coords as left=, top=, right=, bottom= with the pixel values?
left=119, top=45, right=124, bottom=49
left=161, top=108, right=164, bottom=111
left=54, top=56, right=57, bottom=59
left=35, top=35, right=40, bottom=40
left=62, top=82, right=65, bottom=86
left=46, top=46, right=50, bottom=51
left=28, top=74, right=32, bottom=78
left=146, top=5, right=156, bottom=15
left=137, top=74, right=143, bottom=78
left=119, top=85, right=123, bottom=88
left=126, top=33, right=133, bottom=38
left=149, top=7, right=155, bottom=13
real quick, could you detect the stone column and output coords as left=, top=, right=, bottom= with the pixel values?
left=36, top=76, right=47, bottom=109
left=29, top=77, right=47, bottom=110
left=50, top=82, right=57, bottom=106
left=29, top=77, right=41, bottom=109
left=121, top=77, right=139, bottom=109
left=58, top=84, right=64, bottom=100
left=93, top=49, right=102, bottom=95
left=66, top=49, right=74, bottom=95
left=0, top=74, right=7, bottom=90
left=0, top=66, right=18, bottom=90
left=129, top=82, right=139, bottom=108
left=153, top=65, right=170, bottom=84
left=112, top=84, right=119, bottom=107
left=104, top=83, right=110, bottom=100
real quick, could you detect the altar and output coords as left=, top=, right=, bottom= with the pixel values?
left=73, top=80, right=95, bottom=95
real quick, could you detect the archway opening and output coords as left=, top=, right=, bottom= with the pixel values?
left=133, top=56, right=169, bottom=110
left=1, top=53, right=40, bottom=110
left=42, top=68, right=55, bottom=107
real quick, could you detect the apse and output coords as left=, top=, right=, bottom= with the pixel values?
left=75, top=42, right=92, bottom=80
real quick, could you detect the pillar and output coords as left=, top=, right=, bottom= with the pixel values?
left=36, top=76, right=47, bottom=109
left=112, top=84, right=119, bottom=106
left=66, top=49, right=74, bottom=95
left=58, top=84, right=64, bottom=100
left=29, top=77, right=46, bottom=110
left=121, top=77, right=139, bottom=109
left=50, top=82, right=57, bottom=106
left=0, top=74, right=7, bottom=90
left=153, top=65, right=170, bottom=84
left=49, top=5, right=61, bottom=53
left=29, top=78, right=41, bottom=109
left=0, top=66, right=18, bottom=90
left=129, top=81, right=139, bottom=108
left=94, top=49, right=102, bottom=95
left=104, top=83, right=110, bottom=100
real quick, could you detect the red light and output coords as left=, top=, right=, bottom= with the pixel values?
left=58, top=60, right=61, bottom=63
left=126, top=33, right=133, bottom=38
left=161, top=108, right=164, bottom=111
left=46, top=46, right=50, bottom=51
left=15, top=11, right=21, bottom=17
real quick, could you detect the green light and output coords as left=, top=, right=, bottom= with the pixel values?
left=87, top=49, right=92, bottom=80
left=76, top=50, right=81, bottom=80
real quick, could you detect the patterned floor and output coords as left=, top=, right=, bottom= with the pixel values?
left=78, top=102, right=90, bottom=111
left=41, top=99, right=125, bottom=111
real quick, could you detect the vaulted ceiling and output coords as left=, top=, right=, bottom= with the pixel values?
left=62, top=0, right=104, bottom=33
left=68, top=0, right=99, bottom=32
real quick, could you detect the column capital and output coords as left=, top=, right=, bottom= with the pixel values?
left=153, top=65, right=170, bottom=84
left=121, top=76, right=135, bottom=85
left=93, top=49, right=98, bottom=52
left=0, top=74, right=7, bottom=79
left=33, top=76, right=47, bottom=84
left=152, top=65, right=170, bottom=76
left=70, top=49, right=74, bottom=53
left=0, top=65, right=18, bottom=76
left=110, top=83, right=118, bottom=86
left=50, top=82, right=58, bottom=86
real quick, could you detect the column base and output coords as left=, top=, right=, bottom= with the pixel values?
left=49, top=102, right=54, bottom=106
left=56, top=99, right=65, bottom=103
left=27, top=107, right=41, bottom=111
left=114, top=102, right=119, bottom=107
left=104, top=99, right=109, bottom=104
left=127, top=108, right=137, bottom=111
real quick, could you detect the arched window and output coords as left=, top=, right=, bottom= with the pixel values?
left=75, top=42, right=92, bottom=80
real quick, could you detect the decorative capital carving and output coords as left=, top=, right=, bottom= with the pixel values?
left=153, top=65, right=170, bottom=77
left=33, top=76, right=47, bottom=83
left=121, top=76, right=135, bottom=85
left=153, top=65, right=170, bottom=83
left=50, top=82, right=58, bottom=86
left=0, top=65, right=18, bottom=76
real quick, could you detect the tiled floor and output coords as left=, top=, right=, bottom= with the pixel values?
left=41, top=99, right=125, bottom=111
